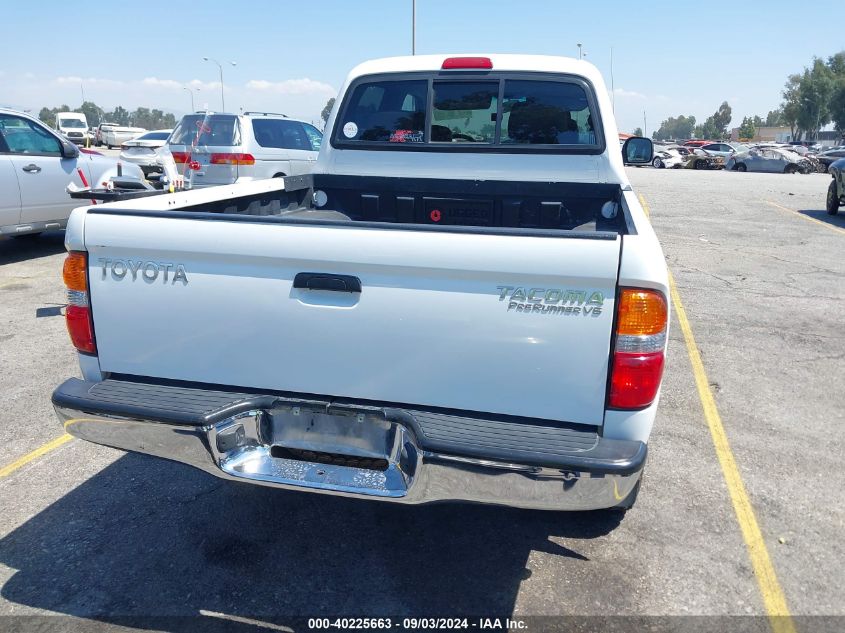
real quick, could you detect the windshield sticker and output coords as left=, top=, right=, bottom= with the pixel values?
left=389, top=129, right=424, bottom=143
left=342, top=122, right=358, bottom=138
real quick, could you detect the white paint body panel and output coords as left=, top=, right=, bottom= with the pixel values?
left=85, top=214, right=620, bottom=425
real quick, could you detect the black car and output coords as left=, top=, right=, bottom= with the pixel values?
left=817, top=147, right=845, bottom=171
left=826, top=157, right=845, bottom=215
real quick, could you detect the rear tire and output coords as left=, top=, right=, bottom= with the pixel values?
left=735, top=163, right=747, bottom=172
left=784, top=165, right=798, bottom=174
left=827, top=180, right=840, bottom=216
left=694, top=159, right=706, bottom=170
left=652, top=157, right=664, bottom=169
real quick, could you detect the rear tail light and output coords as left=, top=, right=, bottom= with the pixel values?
left=171, top=151, right=189, bottom=163
left=609, top=288, right=668, bottom=409
left=441, top=56, right=493, bottom=70
left=63, top=252, right=96, bottom=354
left=210, top=153, right=255, bottom=165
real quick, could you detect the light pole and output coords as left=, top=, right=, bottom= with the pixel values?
left=202, top=57, right=236, bottom=111
left=577, top=43, right=583, bottom=60
left=182, top=86, right=200, bottom=112
left=412, top=0, right=416, bottom=55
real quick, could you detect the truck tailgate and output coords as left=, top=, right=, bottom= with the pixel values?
left=85, top=213, right=620, bottom=425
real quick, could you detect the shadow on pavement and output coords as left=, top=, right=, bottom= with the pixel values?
left=797, top=209, right=845, bottom=231
left=0, top=453, right=622, bottom=621
left=0, top=231, right=66, bottom=265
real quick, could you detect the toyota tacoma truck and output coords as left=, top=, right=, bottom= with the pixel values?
left=52, top=55, right=668, bottom=512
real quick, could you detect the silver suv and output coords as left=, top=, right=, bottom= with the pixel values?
left=167, top=112, right=322, bottom=187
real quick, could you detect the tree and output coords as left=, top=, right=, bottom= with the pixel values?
left=76, top=101, right=102, bottom=127
left=651, top=115, right=696, bottom=140
left=712, top=101, right=732, bottom=136
left=795, top=59, right=834, bottom=140
left=632, top=127, right=643, bottom=137
left=107, top=106, right=130, bottom=126
left=738, top=116, right=756, bottom=140
left=320, top=97, right=336, bottom=128
left=39, top=107, right=55, bottom=127
left=765, top=108, right=783, bottom=127
left=831, top=82, right=845, bottom=132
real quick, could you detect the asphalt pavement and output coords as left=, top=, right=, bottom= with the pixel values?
left=0, top=168, right=842, bottom=630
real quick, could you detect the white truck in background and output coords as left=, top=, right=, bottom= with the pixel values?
left=54, top=112, right=89, bottom=145
left=52, top=54, right=668, bottom=512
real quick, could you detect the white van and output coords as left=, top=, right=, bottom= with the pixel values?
left=55, top=112, right=89, bottom=145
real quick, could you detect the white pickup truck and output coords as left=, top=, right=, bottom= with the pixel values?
left=52, top=55, right=668, bottom=512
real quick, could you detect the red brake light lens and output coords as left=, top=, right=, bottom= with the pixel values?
left=66, top=305, right=96, bottom=354
left=171, top=151, right=189, bottom=164
left=609, top=353, right=665, bottom=409
left=441, top=57, right=493, bottom=70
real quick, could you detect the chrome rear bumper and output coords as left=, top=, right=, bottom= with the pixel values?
left=53, top=378, right=645, bottom=511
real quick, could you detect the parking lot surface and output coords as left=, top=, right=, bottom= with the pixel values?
left=0, top=169, right=842, bottom=628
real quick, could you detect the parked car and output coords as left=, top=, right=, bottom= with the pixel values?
left=683, top=148, right=724, bottom=170
left=683, top=140, right=711, bottom=148
left=54, top=112, right=89, bottom=145
left=51, top=54, right=667, bottom=512
left=817, top=147, right=845, bottom=172
left=826, top=157, right=845, bottom=215
left=698, top=142, right=735, bottom=158
left=726, top=148, right=807, bottom=173
left=167, top=111, right=322, bottom=187
left=119, top=129, right=173, bottom=176
left=94, top=122, right=118, bottom=147
left=652, top=148, right=684, bottom=168
left=0, top=108, right=144, bottom=237
left=101, top=125, right=146, bottom=149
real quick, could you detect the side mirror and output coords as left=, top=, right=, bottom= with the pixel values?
left=622, top=137, right=654, bottom=165
left=61, top=141, right=79, bottom=159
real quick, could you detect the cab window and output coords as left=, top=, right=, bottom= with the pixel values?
left=501, top=80, right=596, bottom=145
left=335, top=79, right=427, bottom=143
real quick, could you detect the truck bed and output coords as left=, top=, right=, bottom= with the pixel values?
left=119, top=174, right=633, bottom=236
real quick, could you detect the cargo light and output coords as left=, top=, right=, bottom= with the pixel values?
left=441, top=57, right=493, bottom=70
left=608, top=288, right=668, bottom=409
left=210, top=152, right=255, bottom=165
left=62, top=251, right=96, bottom=354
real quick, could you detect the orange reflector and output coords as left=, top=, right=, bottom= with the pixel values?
left=616, top=289, right=667, bottom=336
left=62, top=251, right=88, bottom=292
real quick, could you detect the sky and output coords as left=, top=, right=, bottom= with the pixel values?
left=1, top=0, right=843, bottom=134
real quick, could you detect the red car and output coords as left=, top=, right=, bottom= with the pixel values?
left=683, top=140, right=711, bottom=148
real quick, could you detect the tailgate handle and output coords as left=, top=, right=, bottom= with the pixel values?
left=293, top=272, right=362, bottom=293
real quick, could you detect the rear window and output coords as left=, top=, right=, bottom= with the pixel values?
left=138, top=131, right=170, bottom=141
left=252, top=119, right=321, bottom=151
left=334, top=73, right=602, bottom=152
left=170, top=114, right=239, bottom=146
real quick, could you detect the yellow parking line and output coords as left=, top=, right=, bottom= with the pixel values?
left=765, top=199, right=845, bottom=236
left=669, top=271, right=795, bottom=633
left=0, top=433, right=73, bottom=478
left=638, top=193, right=651, bottom=219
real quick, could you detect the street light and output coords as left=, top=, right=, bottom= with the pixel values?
left=202, top=57, right=236, bottom=111
left=577, top=43, right=583, bottom=60
left=182, top=85, right=200, bottom=112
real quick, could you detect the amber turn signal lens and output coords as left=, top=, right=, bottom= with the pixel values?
left=63, top=251, right=88, bottom=292
left=616, top=289, right=667, bottom=336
